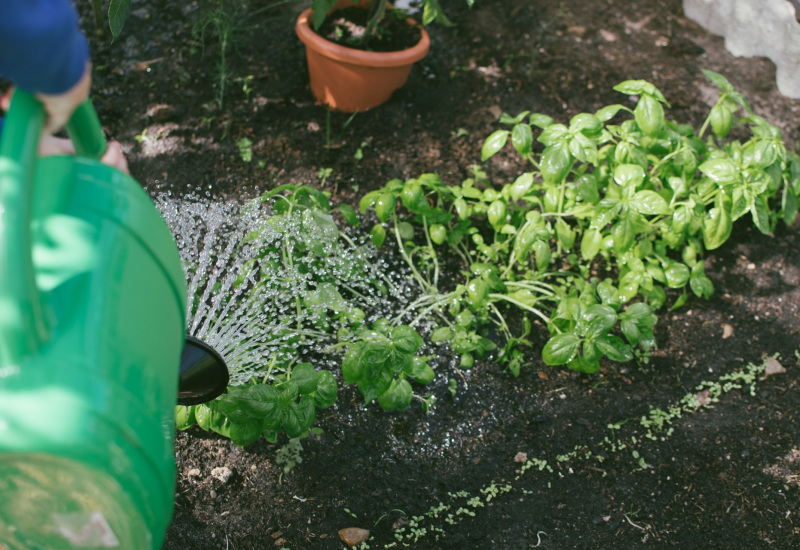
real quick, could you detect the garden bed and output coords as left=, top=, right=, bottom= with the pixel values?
left=79, top=0, right=800, bottom=547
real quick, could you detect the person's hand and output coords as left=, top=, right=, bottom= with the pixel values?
left=38, top=135, right=130, bottom=174
left=1, top=62, right=92, bottom=135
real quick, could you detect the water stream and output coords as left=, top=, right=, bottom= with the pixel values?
left=156, top=193, right=414, bottom=385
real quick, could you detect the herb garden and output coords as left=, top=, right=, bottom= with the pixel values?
left=72, top=0, right=800, bottom=548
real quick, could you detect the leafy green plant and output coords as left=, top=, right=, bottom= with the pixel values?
left=170, top=184, right=434, bottom=446
left=340, top=319, right=435, bottom=410
left=360, top=70, right=799, bottom=375
left=310, top=0, right=474, bottom=50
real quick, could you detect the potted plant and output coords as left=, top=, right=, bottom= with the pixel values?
left=296, top=0, right=469, bottom=112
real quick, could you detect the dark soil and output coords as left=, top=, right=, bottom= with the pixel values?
left=75, top=0, right=800, bottom=547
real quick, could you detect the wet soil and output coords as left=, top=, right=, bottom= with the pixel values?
left=75, top=0, right=800, bottom=547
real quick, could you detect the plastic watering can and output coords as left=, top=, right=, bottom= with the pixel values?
left=0, top=91, right=227, bottom=549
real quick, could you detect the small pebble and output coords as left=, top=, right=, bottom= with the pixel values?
left=338, top=528, right=369, bottom=547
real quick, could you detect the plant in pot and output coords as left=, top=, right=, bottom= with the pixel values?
left=296, top=0, right=473, bottom=112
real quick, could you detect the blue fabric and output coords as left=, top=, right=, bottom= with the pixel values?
left=0, top=0, right=89, bottom=95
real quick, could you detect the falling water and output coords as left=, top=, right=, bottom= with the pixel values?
left=155, top=193, right=416, bottom=385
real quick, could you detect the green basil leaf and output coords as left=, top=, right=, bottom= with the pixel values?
left=634, top=94, right=665, bottom=137
left=540, top=141, right=572, bottom=184
left=580, top=228, right=603, bottom=261
left=358, top=368, right=394, bottom=404
left=359, top=189, right=381, bottom=213
left=370, top=223, right=386, bottom=247
left=751, top=194, right=771, bottom=234
left=338, top=203, right=359, bottom=226
left=377, top=378, right=413, bottom=411
left=391, top=325, right=424, bottom=354
left=594, top=334, right=633, bottom=362
left=511, top=124, right=533, bottom=156
left=342, top=341, right=367, bottom=384
left=689, top=263, right=714, bottom=299
left=595, top=104, right=625, bottom=122
left=175, top=406, right=195, bottom=430
left=407, top=356, right=435, bottom=384
left=613, top=164, right=646, bottom=189
left=481, top=130, right=510, bottom=161
left=709, top=104, right=733, bottom=138
left=567, top=355, right=600, bottom=374
left=665, top=262, right=690, bottom=288
left=431, top=326, right=453, bottom=342
left=314, top=370, right=338, bottom=409
left=282, top=395, right=316, bottom=439
left=699, top=158, right=739, bottom=185
left=229, top=421, right=263, bottom=447
left=783, top=185, right=798, bottom=225
left=631, top=190, right=670, bottom=215
left=702, top=195, right=733, bottom=250
left=542, top=333, right=581, bottom=365
left=529, top=113, right=555, bottom=128
left=701, top=69, right=735, bottom=94
left=537, top=123, right=569, bottom=145
left=510, top=173, right=535, bottom=201
left=291, top=363, right=319, bottom=394
left=582, top=304, right=617, bottom=339
left=612, top=217, right=635, bottom=253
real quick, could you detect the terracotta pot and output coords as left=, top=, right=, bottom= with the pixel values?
left=295, top=1, right=430, bottom=112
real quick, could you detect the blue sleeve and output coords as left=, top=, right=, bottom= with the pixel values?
left=0, top=0, right=89, bottom=95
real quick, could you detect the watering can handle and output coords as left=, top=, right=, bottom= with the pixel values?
left=0, top=90, right=108, bottom=365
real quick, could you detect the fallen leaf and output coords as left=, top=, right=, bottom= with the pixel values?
left=514, top=452, right=528, bottom=463
left=599, top=29, right=618, bottom=42
left=721, top=323, right=734, bottom=339
left=338, top=528, right=370, bottom=547
left=696, top=390, right=711, bottom=406
left=763, top=357, right=786, bottom=377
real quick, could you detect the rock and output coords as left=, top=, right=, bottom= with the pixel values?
left=211, top=466, right=233, bottom=483
left=763, top=357, right=786, bottom=377
left=722, top=323, right=734, bottom=339
left=338, top=527, right=370, bottom=547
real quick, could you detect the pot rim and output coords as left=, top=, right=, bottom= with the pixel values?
left=296, top=7, right=430, bottom=68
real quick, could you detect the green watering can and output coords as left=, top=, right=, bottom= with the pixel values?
left=0, top=91, right=228, bottom=549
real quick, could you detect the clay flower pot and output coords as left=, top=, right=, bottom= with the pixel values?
left=295, top=1, right=430, bottom=112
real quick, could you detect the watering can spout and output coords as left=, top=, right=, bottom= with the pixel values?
left=178, top=336, right=229, bottom=405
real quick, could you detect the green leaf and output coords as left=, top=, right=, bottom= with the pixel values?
left=229, top=421, right=263, bottom=447
left=511, top=124, right=533, bottom=156
left=594, top=334, right=633, bottom=362
left=510, top=173, right=535, bottom=200
left=359, top=190, right=381, bottom=213
left=751, top=194, right=771, bottom=234
left=595, top=104, right=625, bottom=122
left=542, top=333, right=581, bottom=365
left=358, top=367, right=394, bottom=404
left=613, top=164, right=646, bottom=188
left=282, top=396, right=315, bottom=439
left=631, top=190, right=670, bottom=215
left=699, top=158, right=739, bottom=185
left=709, top=104, right=733, bottom=138
left=612, top=217, right=635, bottom=253
left=538, top=123, right=569, bottom=146
left=431, top=326, right=453, bottom=342
left=377, top=379, right=413, bottom=411
left=291, top=363, right=319, bottom=394
left=338, top=203, right=359, bottom=226
left=407, top=356, right=435, bottom=384
left=580, top=228, right=603, bottom=261
left=555, top=218, right=576, bottom=250
left=540, top=141, right=572, bottom=184
left=701, top=69, right=735, bottom=94
left=567, top=355, right=600, bottom=374
left=689, top=263, right=714, bottom=299
left=314, top=370, right=338, bottom=408
left=370, top=224, right=386, bottom=247
left=108, top=0, right=131, bottom=42
left=702, top=195, right=733, bottom=250
left=175, top=405, right=195, bottom=430
left=391, top=325, right=423, bottom=354
left=481, top=130, right=510, bottom=161
left=582, top=304, right=617, bottom=339
left=783, top=185, right=798, bottom=225
left=634, top=94, right=665, bottom=137
left=529, top=113, right=555, bottom=128
left=664, top=262, right=690, bottom=289
left=342, top=341, right=367, bottom=384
